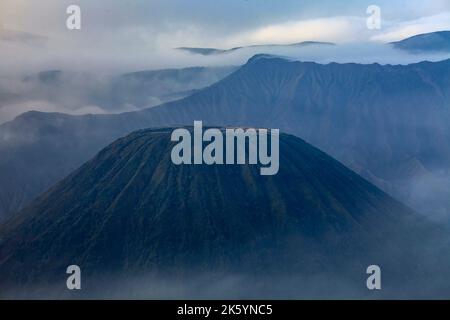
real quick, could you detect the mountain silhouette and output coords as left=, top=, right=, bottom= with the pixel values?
left=0, top=128, right=447, bottom=298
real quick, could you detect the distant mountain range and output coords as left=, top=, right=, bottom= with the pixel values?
left=1, top=55, right=450, bottom=222
left=0, top=66, right=237, bottom=122
left=391, top=30, right=450, bottom=53
left=177, top=41, right=335, bottom=56
left=1, top=128, right=445, bottom=298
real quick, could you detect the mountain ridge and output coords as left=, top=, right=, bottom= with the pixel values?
left=1, top=56, right=450, bottom=221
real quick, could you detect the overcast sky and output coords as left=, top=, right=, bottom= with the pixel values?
left=1, top=0, right=450, bottom=73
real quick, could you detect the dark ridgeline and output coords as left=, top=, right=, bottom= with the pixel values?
left=177, top=41, right=335, bottom=56
left=391, top=31, right=450, bottom=53
left=1, top=55, right=450, bottom=222
left=0, top=128, right=447, bottom=298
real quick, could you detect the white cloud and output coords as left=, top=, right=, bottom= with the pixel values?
left=226, top=16, right=370, bottom=46
left=372, top=12, right=450, bottom=42
left=0, top=1, right=450, bottom=75
left=70, top=105, right=108, bottom=115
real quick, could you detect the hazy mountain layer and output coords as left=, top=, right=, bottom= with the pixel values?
left=0, top=66, right=237, bottom=123
left=177, top=41, right=335, bottom=55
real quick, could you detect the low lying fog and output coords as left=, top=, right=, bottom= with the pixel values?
left=1, top=41, right=450, bottom=124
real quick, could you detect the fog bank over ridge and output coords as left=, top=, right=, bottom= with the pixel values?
left=2, top=39, right=450, bottom=124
